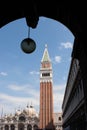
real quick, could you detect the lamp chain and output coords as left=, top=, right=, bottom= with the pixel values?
left=28, top=27, right=30, bottom=38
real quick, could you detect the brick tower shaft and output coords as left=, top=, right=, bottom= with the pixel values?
left=39, top=44, right=54, bottom=130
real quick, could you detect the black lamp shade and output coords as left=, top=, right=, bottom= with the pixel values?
left=21, top=38, right=36, bottom=54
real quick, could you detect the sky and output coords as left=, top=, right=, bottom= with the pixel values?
left=0, top=16, right=74, bottom=116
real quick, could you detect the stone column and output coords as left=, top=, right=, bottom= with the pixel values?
left=15, top=124, right=18, bottom=130
left=32, top=125, right=34, bottom=130
left=24, top=124, right=27, bottom=130
left=9, top=125, right=10, bottom=130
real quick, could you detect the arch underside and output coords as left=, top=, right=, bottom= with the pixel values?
left=0, top=1, right=85, bottom=38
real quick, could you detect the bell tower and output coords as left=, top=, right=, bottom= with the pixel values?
left=39, top=44, right=54, bottom=130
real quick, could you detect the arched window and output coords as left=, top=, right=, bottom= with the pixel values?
left=27, top=125, right=32, bottom=130
left=33, top=125, right=38, bottom=130
left=59, top=117, right=61, bottom=121
left=10, top=124, right=15, bottom=130
left=19, top=116, right=25, bottom=121
left=18, top=123, right=24, bottom=130
left=5, top=125, right=9, bottom=130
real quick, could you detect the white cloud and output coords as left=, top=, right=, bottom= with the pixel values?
left=0, top=92, right=39, bottom=105
left=54, top=56, right=61, bottom=63
left=53, top=84, right=66, bottom=92
left=60, top=42, right=73, bottom=49
left=29, top=71, right=39, bottom=75
left=8, top=84, right=24, bottom=91
left=53, top=84, right=66, bottom=112
left=0, top=72, right=8, bottom=76
left=0, top=92, right=39, bottom=115
left=0, top=83, right=66, bottom=115
left=8, top=84, right=39, bottom=97
left=53, top=92, right=64, bottom=112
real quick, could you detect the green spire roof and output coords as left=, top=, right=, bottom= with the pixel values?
left=41, top=44, right=51, bottom=62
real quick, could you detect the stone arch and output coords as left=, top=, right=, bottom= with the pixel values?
left=19, top=115, right=26, bottom=122
left=0, top=2, right=84, bottom=39
left=10, top=124, right=15, bottom=130
left=5, top=125, right=9, bottom=130
left=18, top=123, right=24, bottom=130
left=33, top=124, right=38, bottom=130
left=27, top=124, right=32, bottom=130
left=0, top=2, right=87, bottom=130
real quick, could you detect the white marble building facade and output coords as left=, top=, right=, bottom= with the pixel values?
left=0, top=104, right=39, bottom=130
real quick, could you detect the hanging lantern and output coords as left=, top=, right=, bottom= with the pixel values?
left=21, top=38, right=36, bottom=54
left=20, top=26, right=36, bottom=54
